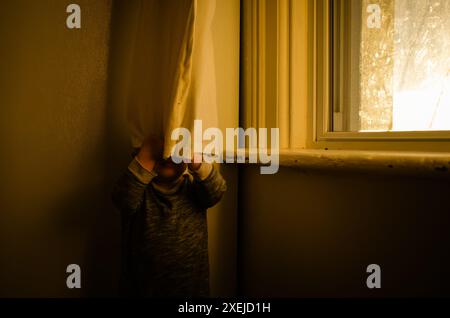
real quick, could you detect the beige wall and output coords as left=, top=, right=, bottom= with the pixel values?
left=0, top=0, right=115, bottom=297
left=0, top=0, right=239, bottom=297
left=208, top=0, right=240, bottom=297
left=240, top=166, right=450, bottom=297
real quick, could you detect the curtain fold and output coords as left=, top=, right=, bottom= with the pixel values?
left=126, top=0, right=218, bottom=158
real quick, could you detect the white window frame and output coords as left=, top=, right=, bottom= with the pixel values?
left=242, top=0, right=308, bottom=150
left=313, top=0, right=450, bottom=141
left=242, top=0, right=450, bottom=153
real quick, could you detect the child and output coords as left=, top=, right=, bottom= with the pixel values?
left=112, top=135, right=227, bottom=297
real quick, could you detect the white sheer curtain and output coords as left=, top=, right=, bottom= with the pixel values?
left=126, top=0, right=218, bottom=157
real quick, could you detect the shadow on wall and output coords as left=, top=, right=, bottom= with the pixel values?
left=0, top=0, right=128, bottom=297
left=50, top=0, right=137, bottom=297
left=86, top=0, right=141, bottom=297
left=240, top=165, right=450, bottom=297
left=52, top=0, right=132, bottom=297
left=51, top=0, right=149, bottom=297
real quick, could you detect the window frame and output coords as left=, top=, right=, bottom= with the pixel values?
left=242, top=0, right=450, bottom=153
left=241, top=0, right=308, bottom=150
left=310, top=0, right=450, bottom=151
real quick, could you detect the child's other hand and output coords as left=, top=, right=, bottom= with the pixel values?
left=188, top=153, right=203, bottom=171
left=136, top=135, right=163, bottom=172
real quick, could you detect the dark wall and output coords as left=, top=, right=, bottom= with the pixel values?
left=239, top=166, right=450, bottom=297
left=0, top=0, right=121, bottom=297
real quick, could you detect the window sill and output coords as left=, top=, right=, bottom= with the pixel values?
left=279, top=149, right=450, bottom=178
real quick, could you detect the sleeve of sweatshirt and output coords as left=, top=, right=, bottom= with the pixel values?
left=111, top=157, right=157, bottom=216
left=190, top=163, right=227, bottom=209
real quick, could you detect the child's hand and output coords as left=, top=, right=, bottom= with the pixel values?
left=188, top=153, right=203, bottom=171
left=136, top=135, right=163, bottom=172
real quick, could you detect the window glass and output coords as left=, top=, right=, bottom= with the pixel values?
left=333, top=0, right=450, bottom=133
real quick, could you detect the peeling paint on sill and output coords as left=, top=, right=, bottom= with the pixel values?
left=279, top=150, right=450, bottom=178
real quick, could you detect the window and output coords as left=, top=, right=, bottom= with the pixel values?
left=314, top=0, right=450, bottom=145
left=332, top=0, right=450, bottom=133
left=243, top=0, right=450, bottom=153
